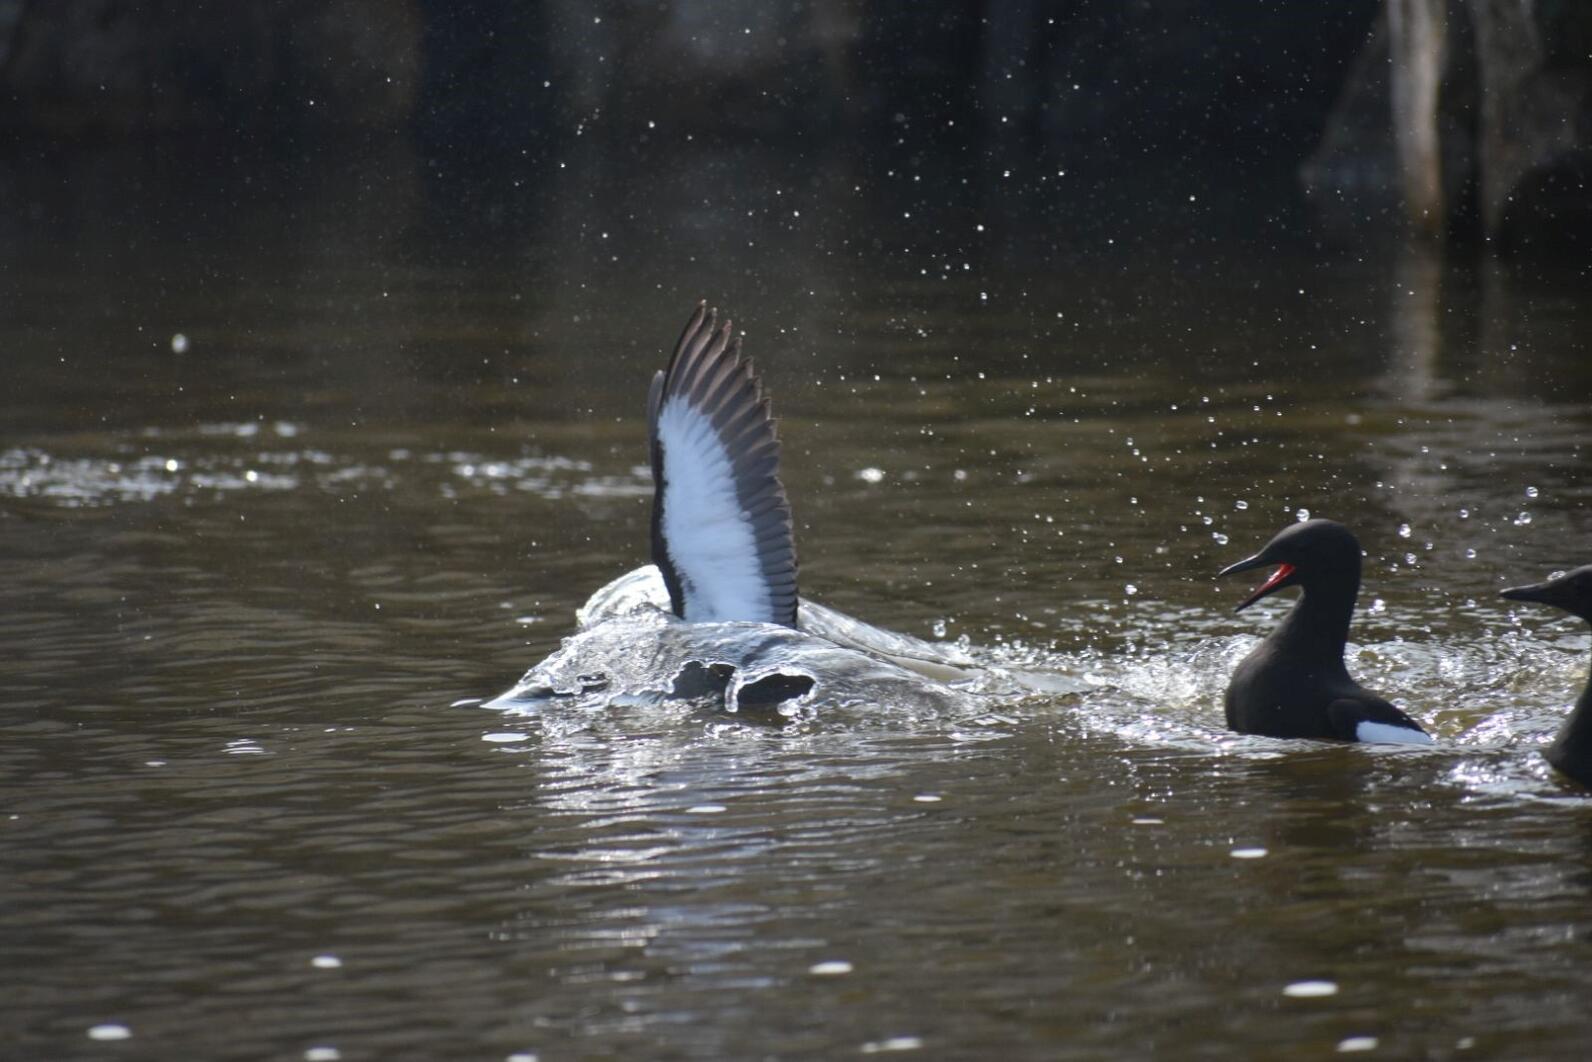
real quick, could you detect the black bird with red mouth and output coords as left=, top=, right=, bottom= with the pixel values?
left=1217, top=519, right=1431, bottom=744
left=1501, top=565, right=1592, bottom=788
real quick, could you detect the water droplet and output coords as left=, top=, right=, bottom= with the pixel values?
left=1231, top=847, right=1268, bottom=859
left=1212, top=532, right=1229, bottom=545
left=1465, top=548, right=1477, bottom=559
left=1124, top=584, right=1138, bottom=596
left=170, top=333, right=189, bottom=353
left=861, top=1036, right=923, bottom=1053
left=1283, top=980, right=1338, bottom=998
left=1337, top=1037, right=1378, bottom=1053
left=1513, top=511, right=1533, bottom=526
left=810, top=960, right=853, bottom=975
left=1234, top=500, right=1249, bottom=510
left=87, top=1024, right=132, bottom=1041
left=311, top=954, right=342, bottom=969
left=856, top=467, right=885, bottom=484
left=1525, top=486, right=1539, bottom=498
left=1397, top=523, right=1411, bottom=539
left=1295, top=508, right=1310, bottom=522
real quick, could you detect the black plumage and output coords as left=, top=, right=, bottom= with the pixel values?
left=1218, top=519, right=1429, bottom=743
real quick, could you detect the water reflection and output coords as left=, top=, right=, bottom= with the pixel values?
left=1381, top=238, right=1445, bottom=404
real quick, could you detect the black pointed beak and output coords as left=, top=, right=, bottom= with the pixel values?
left=1217, top=553, right=1270, bottom=579
left=1218, top=553, right=1298, bottom=613
left=1500, top=581, right=1559, bottom=606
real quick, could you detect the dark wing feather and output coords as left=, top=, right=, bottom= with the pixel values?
left=1325, top=696, right=1428, bottom=743
left=647, top=302, right=799, bottom=627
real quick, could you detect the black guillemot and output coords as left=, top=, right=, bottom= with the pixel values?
left=484, top=302, right=979, bottom=715
left=1501, top=566, right=1592, bottom=788
left=1218, top=519, right=1431, bottom=744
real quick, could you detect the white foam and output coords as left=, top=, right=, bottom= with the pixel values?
left=655, top=398, right=771, bottom=623
left=1356, top=720, right=1435, bottom=745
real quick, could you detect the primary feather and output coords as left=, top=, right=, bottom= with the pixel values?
left=648, top=303, right=798, bottom=627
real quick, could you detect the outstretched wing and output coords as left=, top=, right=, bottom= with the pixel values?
left=647, top=302, right=798, bottom=627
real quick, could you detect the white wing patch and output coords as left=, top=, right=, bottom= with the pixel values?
left=1356, top=721, right=1435, bottom=745
left=655, top=397, right=772, bottom=623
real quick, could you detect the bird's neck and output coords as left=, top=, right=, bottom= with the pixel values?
left=1554, top=650, right=1592, bottom=761
left=1271, top=581, right=1358, bottom=664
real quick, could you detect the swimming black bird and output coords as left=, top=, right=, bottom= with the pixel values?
left=1500, top=566, right=1592, bottom=788
left=1217, top=519, right=1431, bottom=743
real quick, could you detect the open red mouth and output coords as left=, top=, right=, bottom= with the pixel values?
left=1237, top=563, right=1297, bottom=612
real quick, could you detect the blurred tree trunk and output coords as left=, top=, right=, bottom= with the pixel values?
left=1388, top=0, right=1448, bottom=235
left=1466, top=0, right=1592, bottom=242
left=1307, top=0, right=1591, bottom=251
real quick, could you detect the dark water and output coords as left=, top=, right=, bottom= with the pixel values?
left=4, top=138, right=1592, bottom=1059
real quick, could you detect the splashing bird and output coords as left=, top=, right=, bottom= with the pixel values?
left=485, top=302, right=979, bottom=715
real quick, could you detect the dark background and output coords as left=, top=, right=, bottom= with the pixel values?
left=2, top=0, right=1588, bottom=255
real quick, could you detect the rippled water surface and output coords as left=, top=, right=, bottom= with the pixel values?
left=5, top=141, right=1592, bottom=1059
